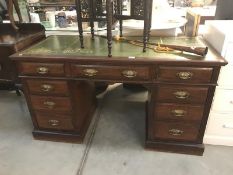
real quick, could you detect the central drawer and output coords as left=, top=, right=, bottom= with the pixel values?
left=153, top=121, right=200, bottom=141
left=71, top=65, right=150, bottom=81
left=157, top=85, right=209, bottom=104
left=30, top=95, right=72, bottom=113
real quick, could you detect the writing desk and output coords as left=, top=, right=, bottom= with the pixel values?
left=11, top=35, right=227, bottom=155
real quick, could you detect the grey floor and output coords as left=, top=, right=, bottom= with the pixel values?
left=1, top=84, right=233, bottom=175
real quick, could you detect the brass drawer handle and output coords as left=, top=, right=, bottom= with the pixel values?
left=41, top=84, right=54, bottom=92
left=43, top=101, right=56, bottom=109
left=37, top=67, right=49, bottom=74
left=83, top=68, right=98, bottom=77
left=169, top=129, right=184, bottom=136
left=176, top=72, right=193, bottom=80
left=173, top=91, right=190, bottom=99
left=48, top=119, right=59, bottom=126
left=171, top=109, right=186, bottom=117
left=122, top=70, right=137, bottom=78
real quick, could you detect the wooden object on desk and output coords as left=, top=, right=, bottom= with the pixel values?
left=0, top=23, right=45, bottom=93
left=185, top=10, right=201, bottom=37
left=11, top=35, right=227, bottom=155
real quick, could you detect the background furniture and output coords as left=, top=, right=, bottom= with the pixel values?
left=11, top=35, right=227, bottom=155
left=203, top=20, right=233, bottom=146
left=0, top=23, right=45, bottom=94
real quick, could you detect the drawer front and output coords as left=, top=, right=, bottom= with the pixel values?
left=158, top=67, right=213, bottom=83
left=212, top=88, right=233, bottom=112
left=153, top=121, right=200, bottom=141
left=205, top=112, right=233, bottom=137
left=71, top=65, right=150, bottom=81
left=30, top=95, right=72, bottom=113
left=157, top=86, right=209, bottom=104
left=35, top=113, right=74, bottom=131
left=19, top=62, right=65, bottom=76
left=155, top=103, right=204, bottom=122
left=26, top=79, right=69, bottom=96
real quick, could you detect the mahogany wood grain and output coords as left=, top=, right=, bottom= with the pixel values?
left=153, top=121, right=200, bottom=142
left=157, top=85, right=209, bottom=104
left=158, top=67, right=213, bottom=83
left=26, top=79, right=69, bottom=96
left=30, top=95, right=72, bottom=113
left=71, top=65, right=151, bottom=81
left=35, top=112, right=74, bottom=131
left=155, top=103, right=205, bottom=122
left=19, top=62, right=65, bottom=77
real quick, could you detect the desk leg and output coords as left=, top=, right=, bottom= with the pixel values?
left=106, top=0, right=113, bottom=57
left=76, top=0, right=84, bottom=48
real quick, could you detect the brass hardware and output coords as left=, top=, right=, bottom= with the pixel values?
left=37, top=67, right=49, bottom=74
left=171, top=109, right=186, bottom=117
left=43, top=101, right=56, bottom=109
left=122, top=70, right=137, bottom=78
left=173, top=91, right=190, bottom=99
left=83, top=68, right=98, bottom=77
left=41, top=84, right=54, bottom=92
left=48, top=119, right=59, bottom=126
left=176, top=72, right=193, bottom=80
left=169, top=129, right=184, bottom=136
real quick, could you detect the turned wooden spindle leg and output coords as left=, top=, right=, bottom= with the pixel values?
left=118, top=0, right=123, bottom=37
left=143, top=0, right=150, bottom=52
left=147, top=0, right=153, bottom=41
left=106, top=0, right=113, bottom=57
left=7, top=0, right=18, bottom=30
left=76, top=0, right=84, bottom=48
left=89, top=0, right=95, bottom=40
left=13, top=0, right=23, bottom=22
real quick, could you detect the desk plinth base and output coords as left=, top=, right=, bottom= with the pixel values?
left=145, top=140, right=204, bottom=156
left=32, top=130, right=84, bottom=143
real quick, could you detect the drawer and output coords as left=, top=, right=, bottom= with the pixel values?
left=153, top=121, right=200, bottom=141
left=26, top=79, right=69, bottom=96
left=218, top=65, right=233, bottom=87
left=205, top=112, right=233, bottom=137
left=158, top=67, right=213, bottom=83
left=30, top=95, right=72, bottom=113
left=157, top=85, right=209, bottom=104
left=212, top=88, right=233, bottom=112
left=19, top=62, right=65, bottom=76
left=71, top=65, right=150, bottom=81
left=155, top=103, right=204, bottom=122
left=35, top=112, right=74, bottom=131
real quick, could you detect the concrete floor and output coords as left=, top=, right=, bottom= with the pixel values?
left=1, top=84, right=233, bottom=175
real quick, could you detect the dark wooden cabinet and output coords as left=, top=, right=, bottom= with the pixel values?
left=0, top=23, right=45, bottom=91
left=11, top=35, right=227, bottom=155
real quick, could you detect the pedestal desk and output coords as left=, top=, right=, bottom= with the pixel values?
left=11, top=35, right=227, bottom=155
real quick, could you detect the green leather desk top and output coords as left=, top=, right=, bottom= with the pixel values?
left=14, top=35, right=226, bottom=65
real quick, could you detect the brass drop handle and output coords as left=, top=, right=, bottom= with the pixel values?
left=176, top=72, right=193, bottom=80
left=171, top=109, right=186, bottom=117
left=41, top=84, right=54, bottom=92
left=122, top=70, right=137, bottom=78
left=37, top=67, right=49, bottom=74
left=48, top=119, right=59, bottom=126
left=43, top=101, right=56, bottom=109
left=173, top=91, right=190, bottom=99
left=169, top=129, right=184, bottom=136
left=83, top=68, right=98, bottom=77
